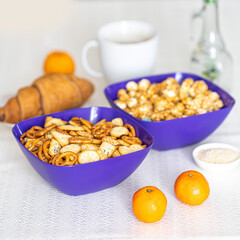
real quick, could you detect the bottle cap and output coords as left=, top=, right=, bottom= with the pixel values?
left=205, top=0, right=216, bottom=3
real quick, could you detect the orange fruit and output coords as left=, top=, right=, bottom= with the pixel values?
left=174, top=170, right=210, bottom=205
left=44, top=51, right=75, bottom=74
left=132, top=186, right=167, bottom=223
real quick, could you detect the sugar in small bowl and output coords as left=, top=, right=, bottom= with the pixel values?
left=193, top=143, right=240, bottom=172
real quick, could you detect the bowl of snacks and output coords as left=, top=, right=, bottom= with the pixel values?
left=104, top=72, right=235, bottom=150
left=12, top=107, right=153, bottom=195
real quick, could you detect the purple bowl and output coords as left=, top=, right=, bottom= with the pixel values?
left=104, top=72, right=235, bottom=150
left=12, top=107, right=153, bottom=196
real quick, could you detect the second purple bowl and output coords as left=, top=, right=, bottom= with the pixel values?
left=12, top=107, right=153, bottom=196
left=104, top=72, right=235, bottom=150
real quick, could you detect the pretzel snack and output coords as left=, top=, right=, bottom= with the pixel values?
left=20, top=116, right=147, bottom=166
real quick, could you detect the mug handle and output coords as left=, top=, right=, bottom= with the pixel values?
left=82, top=40, right=103, bottom=78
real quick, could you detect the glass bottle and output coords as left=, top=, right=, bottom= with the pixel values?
left=190, top=0, right=233, bottom=92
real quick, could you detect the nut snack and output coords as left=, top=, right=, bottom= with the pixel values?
left=20, top=116, right=147, bottom=166
left=114, top=77, right=224, bottom=121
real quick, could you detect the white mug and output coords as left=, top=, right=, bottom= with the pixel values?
left=82, top=20, right=159, bottom=83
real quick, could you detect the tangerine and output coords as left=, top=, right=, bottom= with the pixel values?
left=44, top=51, right=75, bottom=74
left=132, top=186, right=167, bottom=223
left=174, top=170, right=210, bottom=205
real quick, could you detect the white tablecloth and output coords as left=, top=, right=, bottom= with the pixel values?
left=0, top=0, right=240, bottom=239
left=0, top=99, right=240, bottom=240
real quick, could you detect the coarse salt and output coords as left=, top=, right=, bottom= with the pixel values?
left=196, top=148, right=240, bottom=164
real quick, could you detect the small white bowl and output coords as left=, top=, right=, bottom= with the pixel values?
left=193, top=143, right=240, bottom=172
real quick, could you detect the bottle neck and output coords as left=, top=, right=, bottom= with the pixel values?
left=201, top=0, right=224, bottom=46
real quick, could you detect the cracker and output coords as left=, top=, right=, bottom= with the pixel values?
left=44, top=116, right=66, bottom=128
left=110, top=127, right=129, bottom=138
left=60, top=144, right=81, bottom=154
left=100, top=142, right=116, bottom=158
left=118, top=146, right=133, bottom=155
left=49, top=139, right=61, bottom=156
left=118, top=139, right=130, bottom=147
left=111, top=118, right=123, bottom=126
left=51, top=130, right=71, bottom=147
left=97, top=148, right=108, bottom=160
left=78, top=150, right=100, bottom=164
left=129, top=144, right=145, bottom=152
left=102, top=136, right=120, bottom=146
left=81, top=144, right=98, bottom=151
left=45, top=131, right=54, bottom=140
left=58, top=125, right=84, bottom=131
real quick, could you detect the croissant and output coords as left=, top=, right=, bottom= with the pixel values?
left=0, top=74, right=94, bottom=123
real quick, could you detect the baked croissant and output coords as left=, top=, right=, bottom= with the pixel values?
left=0, top=74, right=94, bottom=123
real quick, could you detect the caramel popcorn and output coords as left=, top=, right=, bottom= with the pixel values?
left=114, top=78, right=224, bottom=121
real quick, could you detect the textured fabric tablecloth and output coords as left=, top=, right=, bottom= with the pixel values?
left=0, top=101, right=240, bottom=240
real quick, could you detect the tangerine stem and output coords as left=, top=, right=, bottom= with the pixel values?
left=147, top=189, right=153, bottom=193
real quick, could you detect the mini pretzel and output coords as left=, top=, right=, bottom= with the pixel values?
left=93, top=129, right=110, bottom=139
left=25, top=138, right=43, bottom=152
left=20, top=132, right=27, bottom=144
left=56, top=128, right=70, bottom=135
left=49, top=155, right=57, bottom=165
left=103, top=122, right=116, bottom=128
left=92, top=122, right=115, bottom=130
left=76, top=131, right=93, bottom=138
left=121, top=136, right=142, bottom=145
left=55, top=152, right=78, bottom=166
left=25, top=139, right=35, bottom=151
left=38, top=145, right=48, bottom=163
left=69, top=136, right=93, bottom=144
left=69, top=131, right=78, bottom=136
left=43, top=140, right=51, bottom=160
left=124, top=124, right=136, bottom=137
left=69, top=117, right=82, bottom=126
left=80, top=118, right=93, bottom=129
left=92, top=124, right=111, bottom=139
left=92, top=139, right=102, bottom=145
left=35, top=124, right=57, bottom=137
left=26, top=126, right=43, bottom=139
left=32, top=150, right=39, bottom=158
left=82, top=125, right=91, bottom=134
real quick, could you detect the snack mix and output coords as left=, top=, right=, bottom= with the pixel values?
left=20, top=117, right=146, bottom=166
left=114, top=78, right=224, bottom=121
